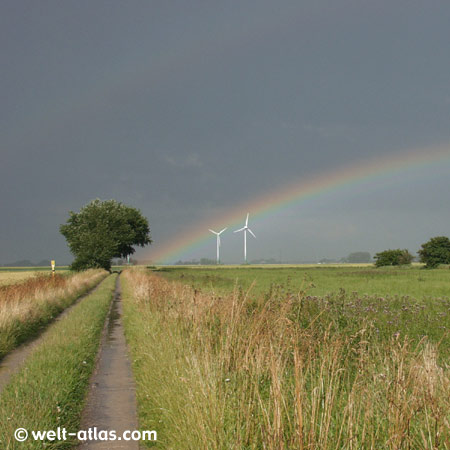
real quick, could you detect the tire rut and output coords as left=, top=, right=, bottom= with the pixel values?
left=78, top=274, right=139, bottom=449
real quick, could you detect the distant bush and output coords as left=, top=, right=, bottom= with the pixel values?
left=374, top=249, right=413, bottom=267
left=343, top=252, right=372, bottom=263
left=418, top=236, right=450, bottom=268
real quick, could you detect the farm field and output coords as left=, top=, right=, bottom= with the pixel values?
left=0, top=265, right=447, bottom=448
left=154, top=264, right=450, bottom=300
left=122, top=265, right=450, bottom=449
left=0, top=269, right=107, bottom=359
left=0, top=267, right=70, bottom=287
left=0, top=271, right=50, bottom=287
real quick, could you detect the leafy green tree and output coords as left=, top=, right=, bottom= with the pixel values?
left=60, top=199, right=152, bottom=271
left=397, top=249, right=414, bottom=266
left=418, top=236, right=450, bottom=268
left=374, top=249, right=413, bottom=267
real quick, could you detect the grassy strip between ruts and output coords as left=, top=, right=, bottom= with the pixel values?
left=0, top=269, right=108, bottom=360
left=0, top=273, right=117, bottom=449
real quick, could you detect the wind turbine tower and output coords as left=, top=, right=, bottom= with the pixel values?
left=209, top=228, right=227, bottom=264
left=234, top=213, right=256, bottom=263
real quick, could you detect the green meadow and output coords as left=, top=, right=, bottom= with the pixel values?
left=155, top=265, right=450, bottom=351
left=121, top=265, right=449, bottom=448
left=153, top=264, right=450, bottom=299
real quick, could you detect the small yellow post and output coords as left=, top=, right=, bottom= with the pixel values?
left=51, top=260, right=55, bottom=277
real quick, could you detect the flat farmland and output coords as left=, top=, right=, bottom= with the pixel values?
left=0, top=270, right=46, bottom=286
left=121, top=265, right=450, bottom=449
left=2, top=265, right=447, bottom=448
left=155, top=264, right=450, bottom=353
left=154, top=264, right=450, bottom=299
left=0, top=268, right=68, bottom=286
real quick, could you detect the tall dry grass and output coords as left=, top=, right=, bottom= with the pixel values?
left=122, top=269, right=450, bottom=449
left=0, top=270, right=107, bottom=358
left=0, top=271, right=45, bottom=286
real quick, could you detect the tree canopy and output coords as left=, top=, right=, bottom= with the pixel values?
left=418, top=236, right=450, bottom=268
left=60, top=199, right=152, bottom=271
left=374, top=249, right=413, bottom=267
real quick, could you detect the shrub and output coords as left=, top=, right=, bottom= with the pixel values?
left=374, top=249, right=413, bottom=267
left=418, top=236, right=450, bottom=268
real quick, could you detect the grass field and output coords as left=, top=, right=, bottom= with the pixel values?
left=154, top=264, right=450, bottom=300
left=122, top=265, right=449, bottom=449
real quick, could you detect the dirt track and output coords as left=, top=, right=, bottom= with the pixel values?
left=79, top=275, right=139, bottom=449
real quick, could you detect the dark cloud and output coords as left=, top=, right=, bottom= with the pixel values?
left=1, top=0, right=449, bottom=263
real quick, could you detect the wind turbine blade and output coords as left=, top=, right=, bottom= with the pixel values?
left=248, top=228, right=256, bottom=239
left=219, top=228, right=227, bottom=234
left=209, top=229, right=218, bottom=235
left=245, top=213, right=249, bottom=226
left=218, top=235, right=221, bottom=246
left=234, top=227, right=245, bottom=233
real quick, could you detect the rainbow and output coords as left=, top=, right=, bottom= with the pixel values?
left=144, top=144, right=450, bottom=264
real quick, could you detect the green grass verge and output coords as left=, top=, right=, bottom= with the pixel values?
left=0, top=274, right=116, bottom=449
left=121, top=273, right=192, bottom=448
left=0, top=270, right=108, bottom=360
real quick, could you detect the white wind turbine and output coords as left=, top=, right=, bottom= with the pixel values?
left=209, top=228, right=227, bottom=264
left=234, top=213, right=256, bottom=263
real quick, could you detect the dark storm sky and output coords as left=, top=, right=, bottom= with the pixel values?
left=1, top=1, right=449, bottom=264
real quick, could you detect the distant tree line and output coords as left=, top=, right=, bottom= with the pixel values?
left=341, top=252, right=372, bottom=263
left=174, top=258, right=216, bottom=265
left=374, top=236, right=450, bottom=268
left=0, top=259, right=52, bottom=267
left=249, top=258, right=281, bottom=264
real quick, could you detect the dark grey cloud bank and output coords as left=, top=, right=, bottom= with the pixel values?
left=1, top=1, right=449, bottom=264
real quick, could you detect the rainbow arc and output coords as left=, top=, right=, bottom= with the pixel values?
left=144, top=144, right=450, bottom=264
